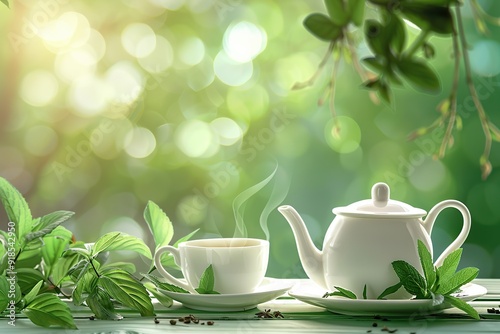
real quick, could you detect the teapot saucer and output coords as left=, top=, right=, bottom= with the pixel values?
left=157, top=278, right=294, bottom=312
left=288, top=280, right=487, bottom=316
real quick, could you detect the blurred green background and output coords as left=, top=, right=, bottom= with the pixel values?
left=0, top=0, right=499, bottom=278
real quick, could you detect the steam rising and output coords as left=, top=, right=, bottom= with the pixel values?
left=232, top=164, right=289, bottom=240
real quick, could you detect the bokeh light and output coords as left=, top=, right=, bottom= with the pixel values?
left=138, top=35, right=174, bottom=73
left=105, top=61, right=144, bottom=105
left=69, top=74, right=110, bottom=116
left=20, top=70, right=59, bottom=107
left=39, top=12, right=91, bottom=50
left=121, top=23, right=157, bottom=58
left=55, top=49, right=97, bottom=83
left=324, top=116, right=361, bottom=153
left=226, top=85, right=269, bottom=122
left=223, top=21, right=267, bottom=63
left=214, top=50, right=253, bottom=86
left=186, top=55, right=215, bottom=91
left=408, top=158, right=447, bottom=192
left=149, top=0, right=185, bottom=10
left=175, top=120, right=218, bottom=158
left=470, top=40, right=500, bottom=76
left=178, top=37, right=205, bottom=66
left=210, top=117, right=243, bottom=146
left=124, top=127, right=157, bottom=159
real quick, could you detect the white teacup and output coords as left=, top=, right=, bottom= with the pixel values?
left=154, top=238, right=269, bottom=294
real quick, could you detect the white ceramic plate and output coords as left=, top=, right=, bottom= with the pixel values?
left=288, top=280, right=487, bottom=316
left=159, top=278, right=295, bottom=312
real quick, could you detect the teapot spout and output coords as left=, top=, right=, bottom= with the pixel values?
left=278, top=205, right=326, bottom=289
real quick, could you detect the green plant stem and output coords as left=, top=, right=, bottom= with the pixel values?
left=470, top=0, right=500, bottom=26
left=139, top=266, right=156, bottom=282
left=292, top=40, right=335, bottom=90
left=14, top=249, right=22, bottom=262
left=47, top=277, right=72, bottom=299
left=328, top=52, right=341, bottom=119
left=455, top=5, right=492, bottom=179
left=346, top=33, right=379, bottom=104
left=90, top=259, right=100, bottom=278
left=404, top=29, right=430, bottom=58
left=439, top=23, right=461, bottom=158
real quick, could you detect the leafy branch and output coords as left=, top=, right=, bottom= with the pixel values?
left=0, top=177, right=197, bottom=328
left=323, top=240, right=480, bottom=319
left=296, top=0, right=500, bottom=179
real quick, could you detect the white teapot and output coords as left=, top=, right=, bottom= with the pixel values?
left=278, top=182, right=471, bottom=299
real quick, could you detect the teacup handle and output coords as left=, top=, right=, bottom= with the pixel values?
left=423, top=200, right=471, bottom=267
left=154, top=245, right=197, bottom=294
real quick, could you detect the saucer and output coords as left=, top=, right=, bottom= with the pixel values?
left=288, top=280, right=487, bottom=316
left=158, top=278, right=294, bottom=312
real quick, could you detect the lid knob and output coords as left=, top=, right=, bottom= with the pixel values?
left=372, top=182, right=389, bottom=207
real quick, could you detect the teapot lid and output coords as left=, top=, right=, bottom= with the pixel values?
left=332, top=182, right=427, bottom=218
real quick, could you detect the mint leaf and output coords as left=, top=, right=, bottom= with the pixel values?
left=444, top=295, right=480, bottom=320
left=16, top=268, right=45, bottom=295
left=438, top=267, right=479, bottom=295
left=26, top=211, right=74, bottom=242
left=86, top=288, right=122, bottom=320
left=377, top=281, right=403, bottom=300
left=141, top=273, right=189, bottom=294
left=1, top=0, right=9, bottom=8
left=101, top=262, right=136, bottom=274
left=23, top=293, right=77, bottom=329
left=0, top=177, right=33, bottom=243
left=143, top=282, right=174, bottom=307
left=418, top=240, right=436, bottom=289
left=195, top=264, right=220, bottom=294
left=98, top=268, right=155, bottom=316
left=436, top=248, right=462, bottom=282
left=0, top=276, right=10, bottom=313
left=323, top=286, right=357, bottom=299
left=92, top=232, right=121, bottom=255
left=23, top=280, right=43, bottom=305
left=41, top=226, right=73, bottom=278
left=144, top=201, right=174, bottom=252
left=362, top=284, right=367, bottom=299
left=92, top=232, right=152, bottom=259
left=392, top=260, right=427, bottom=298
left=72, top=272, right=97, bottom=306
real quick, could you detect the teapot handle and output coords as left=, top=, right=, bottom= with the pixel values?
left=423, top=200, right=471, bottom=267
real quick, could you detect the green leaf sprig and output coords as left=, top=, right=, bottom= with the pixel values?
left=322, top=240, right=480, bottom=319
left=0, top=177, right=197, bottom=328
left=393, top=240, right=480, bottom=319
left=195, top=264, right=220, bottom=294
left=143, top=264, right=221, bottom=296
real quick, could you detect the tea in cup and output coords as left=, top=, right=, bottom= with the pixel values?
left=154, top=238, right=269, bottom=294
